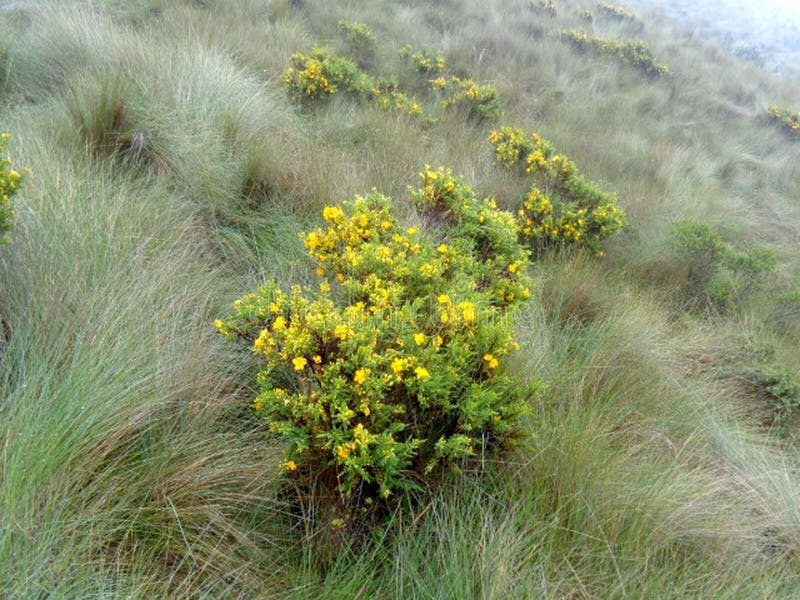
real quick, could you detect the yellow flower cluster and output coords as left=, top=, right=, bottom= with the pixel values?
left=284, top=46, right=427, bottom=120
left=435, top=76, right=500, bottom=121
left=768, top=105, right=800, bottom=138
left=283, top=54, right=337, bottom=100
left=0, top=134, right=28, bottom=244
left=217, top=171, right=536, bottom=506
left=337, top=20, right=374, bottom=51
left=400, top=44, right=447, bottom=72
left=489, top=127, right=625, bottom=254
left=598, top=2, right=637, bottom=21
left=530, top=0, right=557, bottom=16
left=562, top=30, right=670, bottom=78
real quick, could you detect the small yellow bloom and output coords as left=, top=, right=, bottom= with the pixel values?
left=320, top=282, right=331, bottom=293
left=313, top=355, right=322, bottom=364
left=337, top=273, right=345, bottom=282
left=406, top=227, right=418, bottom=235
left=414, top=332, right=426, bottom=346
left=292, top=357, right=308, bottom=371
left=272, top=315, right=286, bottom=332
left=414, top=366, right=430, bottom=381
left=336, top=445, right=351, bottom=459
left=391, top=357, right=407, bottom=375
left=316, top=267, right=325, bottom=276
left=284, top=460, right=297, bottom=471
left=437, top=294, right=450, bottom=305
left=214, top=319, right=224, bottom=330
left=483, top=353, right=499, bottom=370
left=354, top=368, right=367, bottom=385
left=459, top=302, right=476, bottom=323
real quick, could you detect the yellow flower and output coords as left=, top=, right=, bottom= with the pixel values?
left=483, top=353, right=499, bottom=369
left=284, top=460, right=297, bottom=471
left=316, top=267, right=325, bottom=276
left=292, top=357, right=308, bottom=371
left=272, top=315, right=286, bottom=332
left=391, top=357, right=407, bottom=376
left=320, top=282, right=331, bottom=293
left=459, top=301, right=476, bottom=323
left=336, top=445, right=351, bottom=459
left=354, top=368, right=368, bottom=385
left=437, top=294, right=450, bottom=305
left=214, top=319, right=224, bottom=330
left=509, top=261, right=521, bottom=274
left=313, top=355, right=322, bottom=364
left=414, top=332, right=426, bottom=346
left=414, top=366, right=430, bottom=381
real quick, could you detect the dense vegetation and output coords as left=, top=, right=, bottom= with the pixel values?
left=1, top=0, right=800, bottom=597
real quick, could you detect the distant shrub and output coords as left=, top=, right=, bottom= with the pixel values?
left=562, top=30, right=670, bottom=78
left=284, top=46, right=425, bottom=119
left=767, top=105, right=800, bottom=139
left=430, top=76, right=500, bottom=122
left=0, top=134, right=27, bottom=244
left=745, top=361, right=800, bottom=437
left=580, top=9, right=594, bottom=22
left=337, top=20, right=374, bottom=53
left=489, top=126, right=625, bottom=254
left=597, top=3, right=637, bottom=22
left=670, top=221, right=777, bottom=309
left=529, top=0, right=557, bottom=16
left=400, top=44, right=446, bottom=73
left=217, top=168, right=535, bottom=516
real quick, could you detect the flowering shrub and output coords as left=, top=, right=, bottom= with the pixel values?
left=530, top=0, right=557, bottom=16
left=430, top=76, right=500, bottom=122
left=337, top=20, right=374, bottom=53
left=0, top=134, right=27, bottom=244
left=489, top=126, right=625, bottom=254
left=598, top=3, right=637, bottom=22
left=768, top=105, right=800, bottom=139
left=400, top=44, right=446, bottom=73
left=562, top=30, right=670, bottom=78
left=217, top=169, right=534, bottom=511
left=284, top=46, right=425, bottom=119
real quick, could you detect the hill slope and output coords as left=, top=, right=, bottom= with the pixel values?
left=1, top=0, right=800, bottom=597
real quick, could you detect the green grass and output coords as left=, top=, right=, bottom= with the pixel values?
left=1, top=0, right=800, bottom=596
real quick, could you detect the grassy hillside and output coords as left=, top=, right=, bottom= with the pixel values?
left=1, top=0, right=800, bottom=597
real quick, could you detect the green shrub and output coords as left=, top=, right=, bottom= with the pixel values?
left=0, top=134, right=27, bottom=244
left=400, top=44, right=446, bottom=73
left=529, top=0, right=557, bottom=16
left=283, top=46, right=425, bottom=119
left=562, top=30, right=670, bottom=78
left=767, top=105, right=800, bottom=139
left=217, top=168, right=535, bottom=515
left=430, top=76, right=500, bottom=122
left=337, top=20, right=374, bottom=52
left=489, top=126, right=625, bottom=254
left=597, top=3, right=637, bottom=22
left=670, top=221, right=777, bottom=309
left=337, top=20, right=376, bottom=67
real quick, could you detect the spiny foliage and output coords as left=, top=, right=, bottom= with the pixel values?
left=284, top=46, right=425, bottom=119
left=217, top=168, right=535, bottom=513
left=768, top=105, right=800, bottom=139
left=562, top=30, right=670, bottom=77
left=490, top=126, right=624, bottom=254
left=0, top=135, right=27, bottom=244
